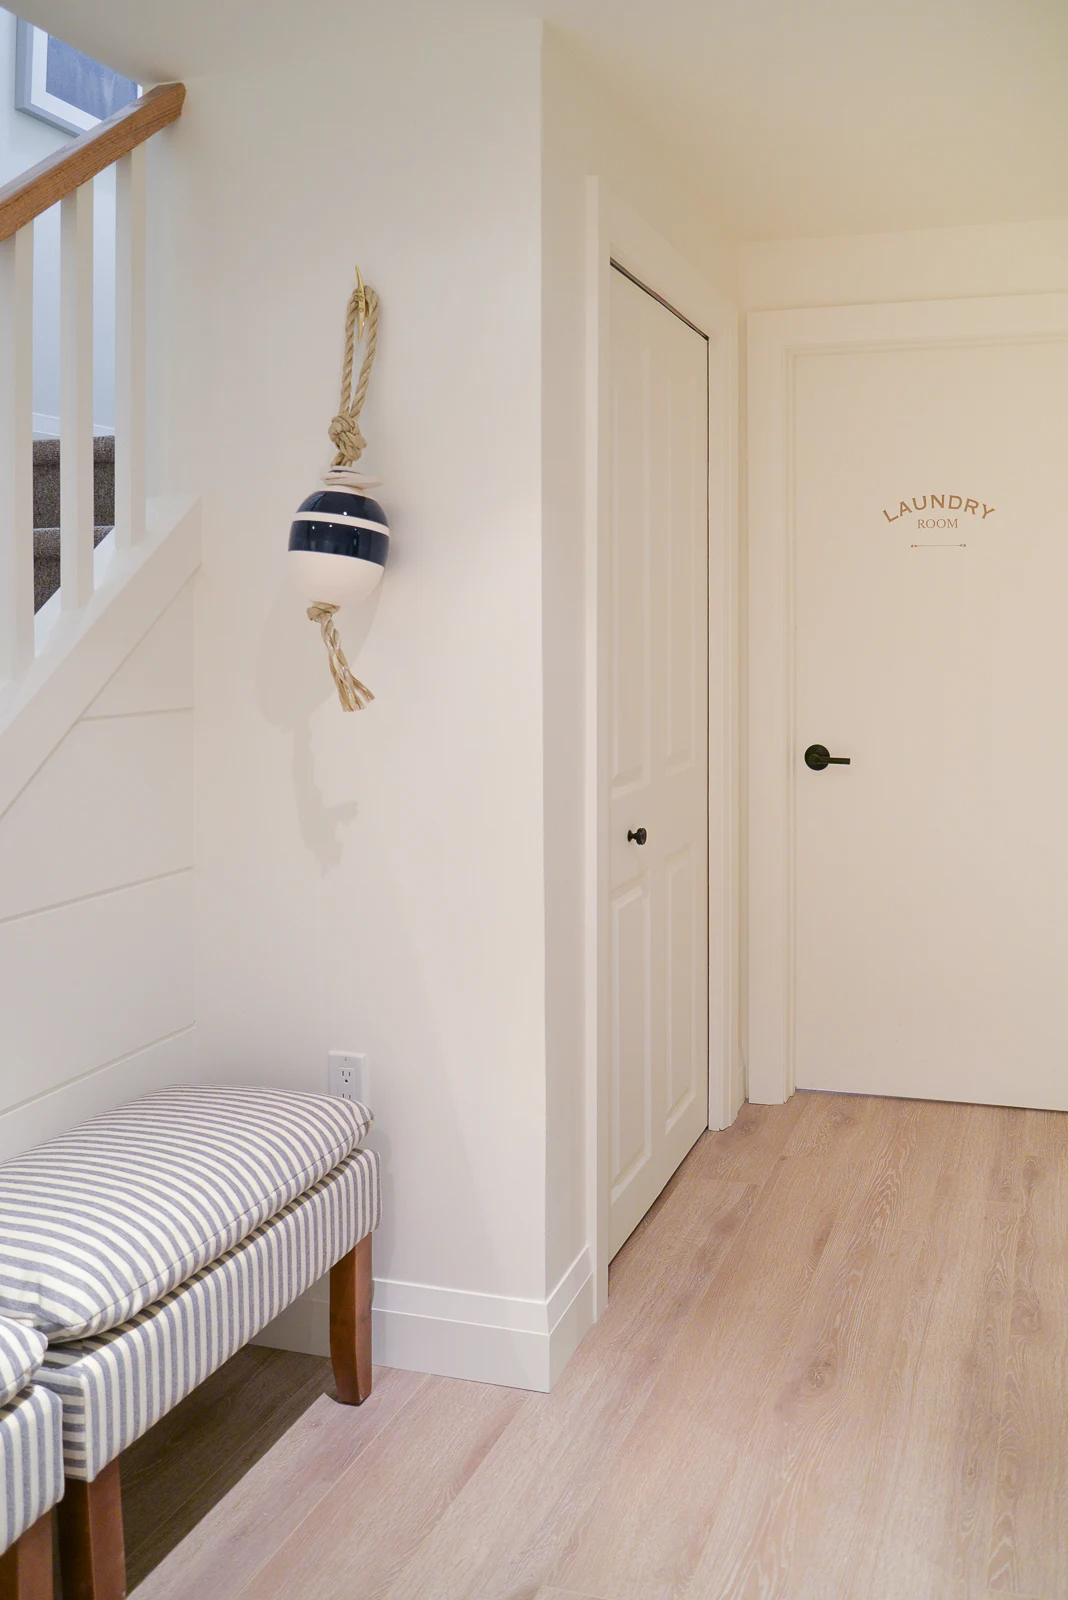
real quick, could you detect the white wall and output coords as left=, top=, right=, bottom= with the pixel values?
left=146, top=13, right=746, bottom=1391
left=0, top=1, right=745, bottom=1392
left=151, top=18, right=564, bottom=1386
left=0, top=7, right=116, bottom=433
left=144, top=18, right=748, bottom=1387
left=540, top=30, right=739, bottom=1296
left=0, top=584, right=195, bottom=1157
left=740, top=221, right=1068, bottom=309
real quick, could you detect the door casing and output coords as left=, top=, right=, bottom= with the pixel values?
left=746, top=293, right=1068, bottom=1107
left=585, top=180, right=741, bottom=1315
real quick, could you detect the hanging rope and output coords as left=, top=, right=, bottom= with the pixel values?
left=309, top=268, right=380, bottom=711
left=328, top=278, right=380, bottom=467
left=307, top=602, right=375, bottom=712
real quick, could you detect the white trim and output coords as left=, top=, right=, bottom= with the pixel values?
left=0, top=496, right=200, bottom=822
left=255, top=1246, right=594, bottom=1393
left=746, top=292, right=1068, bottom=1106
left=14, top=21, right=141, bottom=139
left=372, top=1245, right=591, bottom=1333
left=584, top=180, right=741, bottom=1320
left=0, top=228, right=34, bottom=685
left=114, top=146, right=147, bottom=549
left=16, top=22, right=97, bottom=136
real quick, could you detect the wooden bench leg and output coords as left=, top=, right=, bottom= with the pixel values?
left=57, top=1458, right=126, bottom=1600
left=330, top=1233, right=373, bottom=1405
left=0, top=1510, right=53, bottom=1600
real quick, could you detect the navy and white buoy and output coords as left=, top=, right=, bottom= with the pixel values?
left=296, top=268, right=386, bottom=711
left=288, top=470, right=390, bottom=610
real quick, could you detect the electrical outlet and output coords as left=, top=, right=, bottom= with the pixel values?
left=328, top=1051, right=368, bottom=1106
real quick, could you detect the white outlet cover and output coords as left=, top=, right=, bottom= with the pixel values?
left=328, top=1050, right=368, bottom=1104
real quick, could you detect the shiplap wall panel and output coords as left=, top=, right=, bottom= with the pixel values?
left=0, top=574, right=194, bottom=1153
left=0, top=1029, right=197, bottom=1163
left=0, top=871, right=193, bottom=1108
left=0, top=712, right=192, bottom=921
left=85, top=583, right=194, bottom=717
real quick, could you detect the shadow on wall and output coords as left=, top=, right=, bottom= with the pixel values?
left=255, top=576, right=384, bottom=873
left=248, top=579, right=494, bottom=1306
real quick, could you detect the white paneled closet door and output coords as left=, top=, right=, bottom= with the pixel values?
left=607, top=265, right=709, bottom=1258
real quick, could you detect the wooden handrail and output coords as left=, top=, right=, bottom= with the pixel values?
left=0, top=82, right=185, bottom=244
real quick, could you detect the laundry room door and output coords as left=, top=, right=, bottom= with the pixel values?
left=748, top=295, right=1068, bottom=1110
left=606, top=264, right=709, bottom=1256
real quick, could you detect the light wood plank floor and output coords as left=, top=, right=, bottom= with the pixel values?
left=133, top=1092, right=1068, bottom=1600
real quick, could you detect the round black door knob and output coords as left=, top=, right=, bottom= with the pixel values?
left=627, top=827, right=648, bottom=845
left=805, top=744, right=851, bottom=771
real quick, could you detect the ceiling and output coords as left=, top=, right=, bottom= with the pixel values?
left=541, top=0, right=1068, bottom=239
left=17, top=0, right=1068, bottom=241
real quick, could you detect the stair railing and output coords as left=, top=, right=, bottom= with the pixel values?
left=0, top=81, right=185, bottom=684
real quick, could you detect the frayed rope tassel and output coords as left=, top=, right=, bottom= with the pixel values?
left=307, top=602, right=375, bottom=712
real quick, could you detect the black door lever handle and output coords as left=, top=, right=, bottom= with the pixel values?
left=805, top=744, right=851, bottom=771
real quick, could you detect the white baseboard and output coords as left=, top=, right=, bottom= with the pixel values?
left=255, top=1245, right=596, bottom=1393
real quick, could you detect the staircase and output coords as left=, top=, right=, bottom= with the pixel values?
left=32, top=436, right=115, bottom=610
left=1, top=82, right=199, bottom=834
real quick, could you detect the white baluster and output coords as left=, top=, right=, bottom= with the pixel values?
left=114, top=145, right=145, bottom=548
left=0, top=225, right=34, bottom=683
left=60, top=181, right=94, bottom=609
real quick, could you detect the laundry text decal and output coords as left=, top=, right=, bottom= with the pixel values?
left=883, top=494, right=995, bottom=526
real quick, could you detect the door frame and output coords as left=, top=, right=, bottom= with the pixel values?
left=585, top=180, right=741, bottom=1315
left=747, top=292, right=1068, bottom=1106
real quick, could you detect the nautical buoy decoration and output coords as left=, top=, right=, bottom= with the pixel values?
left=289, top=266, right=388, bottom=711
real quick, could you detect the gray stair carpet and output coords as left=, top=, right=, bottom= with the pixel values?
left=33, top=527, right=115, bottom=611
left=32, top=435, right=115, bottom=611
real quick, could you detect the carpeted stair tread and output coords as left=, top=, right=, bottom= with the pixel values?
left=32, top=435, right=115, bottom=611
left=33, top=434, right=115, bottom=530
left=33, top=526, right=114, bottom=612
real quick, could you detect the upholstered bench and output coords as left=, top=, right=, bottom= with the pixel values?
left=0, top=1320, right=64, bottom=1599
left=0, top=1085, right=381, bottom=1600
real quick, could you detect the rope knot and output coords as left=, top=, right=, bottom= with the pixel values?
left=328, top=412, right=367, bottom=465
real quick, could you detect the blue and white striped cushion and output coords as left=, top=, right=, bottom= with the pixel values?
left=0, top=1085, right=372, bottom=1341
left=0, top=1386, right=63, bottom=1554
left=0, top=1319, right=45, bottom=1409
left=37, top=1143, right=379, bottom=1481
